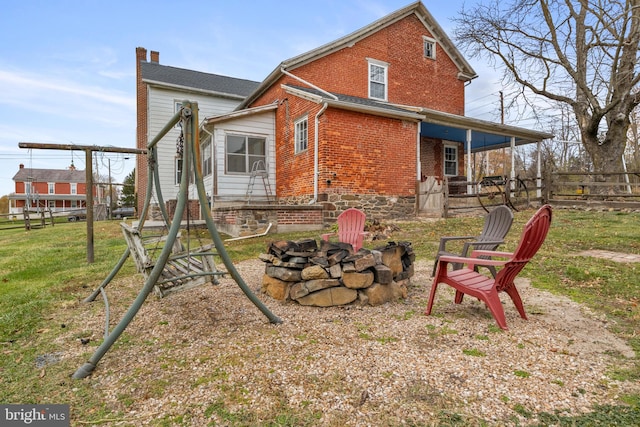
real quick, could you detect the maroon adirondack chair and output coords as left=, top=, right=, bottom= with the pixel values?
left=321, top=208, right=368, bottom=251
left=426, top=205, right=552, bottom=330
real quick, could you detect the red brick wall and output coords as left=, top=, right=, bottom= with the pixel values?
left=135, top=47, right=149, bottom=216
left=248, top=13, right=471, bottom=200
left=282, top=14, right=465, bottom=114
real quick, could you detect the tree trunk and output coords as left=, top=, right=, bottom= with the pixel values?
left=580, top=107, right=630, bottom=194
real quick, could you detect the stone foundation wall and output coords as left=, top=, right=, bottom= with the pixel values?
left=279, top=193, right=416, bottom=222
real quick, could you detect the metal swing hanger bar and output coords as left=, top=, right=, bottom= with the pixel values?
left=18, top=142, right=147, bottom=155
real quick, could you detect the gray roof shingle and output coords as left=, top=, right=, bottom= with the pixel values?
left=141, top=61, right=259, bottom=97
left=13, top=168, right=86, bottom=183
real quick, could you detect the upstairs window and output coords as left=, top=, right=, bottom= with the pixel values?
left=423, top=36, right=436, bottom=59
left=295, top=117, right=308, bottom=153
left=444, top=145, right=458, bottom=176
left=368, top=59, right=388, bottom=101
left=70, top=183, right=77, bottom=195
left=48, top=182, right=55, bottom=194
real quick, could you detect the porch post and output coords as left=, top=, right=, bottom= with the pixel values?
left=466, top=129, right=473, bottom=194
left=510, top=136, right=516, bottom=180
left=537, top=141, right=542, bottom=200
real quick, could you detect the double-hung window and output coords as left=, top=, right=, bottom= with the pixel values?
left=226, top=134, right=267, bottom=174
left=294, top=116, right=308, bottom=153
left=175, top=157, right=183, bottom=185
left=444, top=145, right=458, bottom=176
left=201, top=138, right=212, bottom=177
left=174, top=101, right=182, bottom=128
left=368, top=58, right=388, bottom=101
left=70, top=183, right=77, bottom=195
left=48, top=182, right=55, bottom=194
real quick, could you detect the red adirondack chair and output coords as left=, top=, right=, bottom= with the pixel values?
left=321, top=208, right=368, bottom=251
left=426, top=205, right=552, bottom=330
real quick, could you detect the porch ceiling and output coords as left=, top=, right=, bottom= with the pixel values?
left=420, top=108, right=553, bottom=153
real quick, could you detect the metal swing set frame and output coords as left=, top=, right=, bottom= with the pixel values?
left=73, top=101, right=281, bottom=379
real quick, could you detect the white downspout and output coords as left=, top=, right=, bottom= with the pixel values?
left=279, top=68, right=335, bottom=204
left=466, top=129, right=473, bottom=194
left=280, top=68, right=338, bottom=100
left=312, top=102, right=329, bottom=204
left=201, top=127, right=215, bottom=206
left=537, top=140, right=542, bottom=200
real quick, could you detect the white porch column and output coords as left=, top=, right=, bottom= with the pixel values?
left=466, top=129, right=473, bottom=194
left=510, top=136, right=516, bottom=180
left=536, top=141, right=542, bottom=200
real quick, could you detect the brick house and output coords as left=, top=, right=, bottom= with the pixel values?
left=138, top=1, right=551, bottom=227
left=198, top=1, right=550, bottom=220
left=9, top=163, right=90, bottom=214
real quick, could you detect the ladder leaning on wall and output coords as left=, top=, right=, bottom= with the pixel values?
left=246, top=160, right=273, bottom=203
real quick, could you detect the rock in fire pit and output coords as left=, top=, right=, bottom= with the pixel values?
left=259, top=239, right=414, bottom=307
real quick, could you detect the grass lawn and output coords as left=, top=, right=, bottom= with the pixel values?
left=0, top=208, right=638, bottom=425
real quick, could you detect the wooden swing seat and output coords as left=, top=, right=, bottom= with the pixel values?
left=121, top=222, right=224, bottom=298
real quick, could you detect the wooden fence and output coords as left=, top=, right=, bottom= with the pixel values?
left=546, top=171, right=640, bottom=209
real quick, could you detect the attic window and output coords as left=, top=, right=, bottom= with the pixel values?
left=367, top=58, right=388, bottom=101
left=423, top=36, right=436, bottom=59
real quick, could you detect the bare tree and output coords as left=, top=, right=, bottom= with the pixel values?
left=455, top=0, right=640, bottom=184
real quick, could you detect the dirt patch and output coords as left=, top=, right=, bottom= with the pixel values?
left=57, top=259, right=637, bottom=426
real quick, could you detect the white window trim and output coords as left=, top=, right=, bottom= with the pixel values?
left=70, top=183, right=77, bottom=195
left=443, top=144, right=459, bottom=177
left=174, top=101, right=182, bottom=128
left=423, top=36, right=436, bottom=60
left=367, top=58, right=388, bottom=101
left=225, top=133, right=268, bottom=175
left=294, top=116, right=309, bottom=154
left=175, top=157, right=183, bottom=185
left=48, top=182, right=55, bottom=194
left=201, top=138, right=213, bottom=177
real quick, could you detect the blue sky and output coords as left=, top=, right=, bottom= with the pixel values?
left=0, top=0, right=504, bottom=198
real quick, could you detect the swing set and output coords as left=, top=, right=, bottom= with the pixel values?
left=73, top=100, right=281, bottom=379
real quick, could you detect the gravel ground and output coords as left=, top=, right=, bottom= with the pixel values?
left=62, top=259, right=638, bottom=426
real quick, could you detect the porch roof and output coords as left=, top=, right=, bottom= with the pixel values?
left=420, top=108, right=553, bottom=153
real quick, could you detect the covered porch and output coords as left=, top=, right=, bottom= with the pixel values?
left=417, top=108, right=553, bottom=216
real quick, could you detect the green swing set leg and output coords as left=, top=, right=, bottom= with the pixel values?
left=73, top=101, right=280, bottom=379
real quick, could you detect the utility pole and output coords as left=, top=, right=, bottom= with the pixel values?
left=18, top=142, right=146, bottom=263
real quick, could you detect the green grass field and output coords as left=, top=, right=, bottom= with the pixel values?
left=0, top=208, right=638, bottom=425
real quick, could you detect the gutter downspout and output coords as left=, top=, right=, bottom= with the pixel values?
left=201, top=126, right=216, bottom=207
left=280, top=68, right=338, bottom=101
left=312, top=102, right=329, bottom=204
left=279, top=67, right=336, bottom=205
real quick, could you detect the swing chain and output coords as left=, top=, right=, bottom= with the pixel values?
left=176, top=106, right=192, bottom=158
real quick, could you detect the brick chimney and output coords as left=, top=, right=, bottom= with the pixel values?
left=150, top=50, right=159, bottom=63
left=19, top=163, right=24, bottom=169
left=135, top=47, right=150, bottom=217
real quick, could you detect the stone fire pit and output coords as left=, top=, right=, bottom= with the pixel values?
left=259, top=239, right=414, bottom=307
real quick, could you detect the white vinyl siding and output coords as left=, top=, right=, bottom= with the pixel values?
left=147, top=87, right=243, bottom=201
